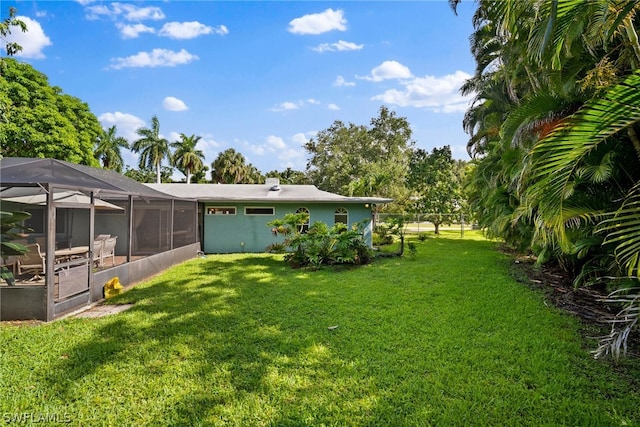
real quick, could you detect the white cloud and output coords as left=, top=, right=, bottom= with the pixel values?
left=159, top=21, right=228, bottom=39
left=334, top=75, right=355, bottom=87
left=371, top=70, right=473, bottom=113
left=358, top=60, right=413, bottom=82
left=271, top=99, right=323, bottom=112
left=291, top=132, right=311, bottom=146
left=85, top=3, right=165, bottom=21
left=97, top=111, right=145, bottom=142
left=5, top=16, right=52, bottom=59
left=312, top=40, right=363, bottom=53
left=109, top=48, right=199, bottom=69
left=327, top=104, right=340, bottom=111
left=117, top=23, right=155, bottom=39
left=270, top=101, right=303, bottom=112
left=266, top=135, right=287, bottom=151
left=162, top=96, right=189, bottom=111
left=288, top=8, right=346, bottom=35
left=246, top=134, right=307, bottom=170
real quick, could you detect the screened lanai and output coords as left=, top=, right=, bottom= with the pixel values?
left=0, top=158, right=200, bottom=321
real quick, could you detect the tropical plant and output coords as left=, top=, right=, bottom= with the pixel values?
left=268, top=213, right=372, bottom=269
left=0, top=210, right=31, bottom=286
left=131, top=115, right=171, bottom=184
left=211, top=148, right=250, bottom=184
left=95, top=126, right=129, bottom=172
left=171, top=133, right=205, bottom=184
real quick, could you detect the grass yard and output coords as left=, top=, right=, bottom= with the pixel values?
left=2, top=231, right=640, bottom=426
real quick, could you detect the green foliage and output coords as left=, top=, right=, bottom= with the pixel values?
left=0, top=210, right=31, bottom=285
left=1, top=7, right=27, bottom=57
left=95, top=125, right=129, bottom=173
left=407, top=146, right=466, bottom=234
left=132, top=115, right=171, bottom=184
left=123, top=165, right=173, bottom=183
left=268, top=214, right=372, bottom=269
left=211, top=148, right=263, bottom=184
left=171, top=133, right=205, bottom=184
left=305, top=106, right=414, bottom=205
left=0, top=58, right=102, bottom=166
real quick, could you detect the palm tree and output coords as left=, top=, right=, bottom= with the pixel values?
left=131, top=115, right=171, bottom=184
left=171, top=133, right=205, bottom=184
left=95, top=126, right=129, bottom=173
left=211, top=148, right=248, bottom=183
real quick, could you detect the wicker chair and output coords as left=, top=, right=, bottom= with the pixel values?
left=17, top=243, right=46, bottom=278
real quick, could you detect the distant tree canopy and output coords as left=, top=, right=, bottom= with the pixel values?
left=407, top=146, right=465, bottom=234
left=0, top=58, right=102, bottom=166
left=305, top=106, right=414, bottom=205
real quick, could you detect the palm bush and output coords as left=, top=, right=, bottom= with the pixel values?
left=268, top=214, right=372, bottom=268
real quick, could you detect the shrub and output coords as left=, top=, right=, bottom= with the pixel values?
left=268, top=215, right=373, bottom=269
left=417, top=233, right=429, bottom=242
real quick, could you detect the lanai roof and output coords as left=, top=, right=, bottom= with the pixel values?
left=0, top=158, right=174, bottom=199
left=147, top=183, right=392, bottom=204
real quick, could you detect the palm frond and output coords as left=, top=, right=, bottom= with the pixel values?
left=524, top=70, right=640, bottom=250
left=592, top=287, right=640, bottom=360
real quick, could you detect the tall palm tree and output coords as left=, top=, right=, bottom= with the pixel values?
left=131, top=115, right=171, bottom=184
left=171, top=133, right=205, bottom=184
left=95, top=126, right=129, bottom=173
left=211, top=148, right=248, bottom=183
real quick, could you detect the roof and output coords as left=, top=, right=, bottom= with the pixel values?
left=0, top=158, right=174, bottom=199
left=146, top=183, right=393, bottom=204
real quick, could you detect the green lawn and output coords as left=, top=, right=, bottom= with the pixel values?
left=2, top=231, right=639, bottom=426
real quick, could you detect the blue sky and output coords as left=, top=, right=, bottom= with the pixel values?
left=4, top=1, right=477, bottom=179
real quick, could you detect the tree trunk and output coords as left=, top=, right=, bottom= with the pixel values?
left=434, top=222, right=440, bottom=235
left=156, top=164, right=161, bottom=184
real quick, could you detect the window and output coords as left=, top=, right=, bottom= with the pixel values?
left=334, top=207, right=348, bottom=225
left=207, top=206, right=236, bottom=215
left=296, top=207, right=310, bottom=233
left=245, top=207, right=275, bottom=215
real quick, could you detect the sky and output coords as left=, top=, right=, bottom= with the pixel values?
left=3, top=0, right=477, bottom=180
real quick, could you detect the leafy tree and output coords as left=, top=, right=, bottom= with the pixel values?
left=124, top=165, right=173, bottom=183
left=1, top=6, right=27, bottom=57
left=211, top=148, right=262, bottom=183
left=171, top=133, right=205, bottom=184
left=407, top=146, right=465, bottom=234
left=265, top=167, right=309, bottom=184
left=0, top=58, right=102, bottom=166
left=131, top=115, right=171, bottom=184
left=95, top=126, right=129, bottom=172
left=305, top=106, right=414, bottom=204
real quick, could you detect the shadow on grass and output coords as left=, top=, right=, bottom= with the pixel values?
left=39, top=243, right=640, bottom=426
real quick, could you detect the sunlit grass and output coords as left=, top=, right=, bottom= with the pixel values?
left=1, top=231, right=639, bottom=426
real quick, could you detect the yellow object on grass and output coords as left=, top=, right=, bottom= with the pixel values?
left=104, top=277, right=123, bottom=299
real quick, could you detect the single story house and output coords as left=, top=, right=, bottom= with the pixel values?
left=147, top=179, right=392, bottom=254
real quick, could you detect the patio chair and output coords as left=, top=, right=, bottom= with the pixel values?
left=93, top=240, right=104, bottom=267
left=101, top=236, right=117, bottom=267
left=17, top=243, right=46, bottom=278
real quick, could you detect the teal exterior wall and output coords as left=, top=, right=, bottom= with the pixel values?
left=203, top=202, right=373, bottom=253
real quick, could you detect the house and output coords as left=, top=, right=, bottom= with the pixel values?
left=147, top=179, right=392, bottom=254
